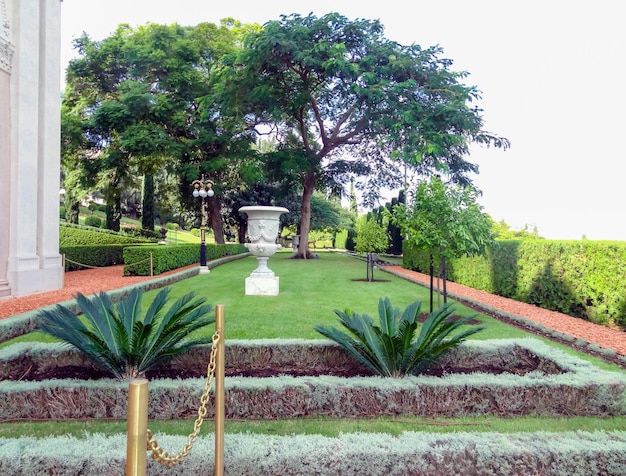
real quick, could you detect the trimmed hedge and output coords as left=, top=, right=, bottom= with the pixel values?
left=123, top=243, right=247, bottom=276
left=1, top=339, right=624, bottom=421
left=61, top=244, right=126, bottom=271
left=1, top=431, right=625, bottom=475
left=60, top=223, right=152, bottom=245
left=403, top=240, right=626, bottom=329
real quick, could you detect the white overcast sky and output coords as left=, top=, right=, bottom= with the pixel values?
left=59, top=0, right=626, bottom=241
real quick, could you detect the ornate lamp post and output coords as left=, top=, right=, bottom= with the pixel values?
left=191, top=176, right=214, bottom=273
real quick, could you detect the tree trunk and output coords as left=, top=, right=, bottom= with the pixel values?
left=294, top=171, right=315, bottom=259
left=208, top=196, right=225, bottom=244
left=105, top=197, right=122, bottom=232
left=141, top=174, right=155, bottom=231
left=442, top=256, right=448, bottom=304
left=429, top=253, right=434, bottom=313
left=237, top=217, right=247, bottom=244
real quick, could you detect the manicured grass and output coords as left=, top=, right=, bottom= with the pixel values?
left=140, top=250, right=529, bottom=340
left=164, top=229, right=200, bottom=244
left=6, top=251, right=623, bottom=370
left=2, top=251, right=624, bottom=439
left=2, top=416, right=625, bottom=439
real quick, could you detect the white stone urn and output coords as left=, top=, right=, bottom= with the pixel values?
left=239, top=206, right=289, bottom=295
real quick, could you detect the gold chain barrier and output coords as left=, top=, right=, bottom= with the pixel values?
left=126, top=304, right=225, bottom=475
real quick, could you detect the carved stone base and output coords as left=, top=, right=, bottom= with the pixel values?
left=245, top=276, right=280, bottom=296
left=0, top=280, right=10, bottom=298
left=199, top=265, right=210, bottom=275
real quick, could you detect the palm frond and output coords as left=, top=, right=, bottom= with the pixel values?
left=74, top=292, right=122, bottom=359
left=115, top=288, right=144, bottom=337
left=314, top=324, right=386, bottom=375
left=141, top=288, right=171, bottom=325
left=315, top=297, right=485, bottom=378
left=37, top=286, right=215, bottom=380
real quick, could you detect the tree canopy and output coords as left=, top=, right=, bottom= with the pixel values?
left=212, top=12, right=509, bottom=257
left=389, top=175, right=494, bottom=307
left=61, top=21, right=255, bottom=236
left=61, top=13, right=509, bottom=249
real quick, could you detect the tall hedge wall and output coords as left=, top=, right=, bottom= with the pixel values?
left=403, top=240, right=626, bottom=329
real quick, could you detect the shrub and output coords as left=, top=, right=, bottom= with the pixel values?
left=345, top=227, right=356, bottom=251
left=60, top=223, right=152, bottom=245
left=123, top=243, right=247, bottom=276
left=61, top=245, right=125, bottom=271
left=403, top=239, right=626, bottom=329
left=121, top=226, right=160, bottom=240
left=36, top=287, right=215, bottom=379
left=315, top=297, right=484, bottom=377
left=83, top=215, right=102, bottom=228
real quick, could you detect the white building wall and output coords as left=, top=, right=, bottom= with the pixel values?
left=2, top=0, right=63, bottom=297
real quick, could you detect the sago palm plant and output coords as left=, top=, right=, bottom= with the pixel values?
left=315, top=297, right=484, bottom=377
left=37, top=287, right=214, bottom=379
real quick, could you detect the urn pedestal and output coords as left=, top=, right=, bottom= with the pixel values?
left=239, top=206, right=289, bottom=296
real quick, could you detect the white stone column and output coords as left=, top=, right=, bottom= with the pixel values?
left=4, top=0, right=63, bottom=296
left=37, top=0, right=62, bottom=273
left=0, top=0, right=14, bottom=297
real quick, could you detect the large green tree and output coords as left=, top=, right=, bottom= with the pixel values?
left=212, top=12, right=509, bottom=258
left=61, top=21, right=253, bottom=237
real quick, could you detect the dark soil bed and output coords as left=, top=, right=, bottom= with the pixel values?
left=9, top=345, right=561, bottom=381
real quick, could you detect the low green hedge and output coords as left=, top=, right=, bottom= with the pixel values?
left=60, top=223, right=152, bottom=245
left=60, top=245, right=125, bottom=271
left=403, top=240, right=626, bottom=329
left=123, top=243, right=247, bottom=276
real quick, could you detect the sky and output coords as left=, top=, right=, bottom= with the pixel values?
left=59, top=0, right=626, bottom=241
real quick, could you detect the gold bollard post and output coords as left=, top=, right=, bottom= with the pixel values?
left=126, top=378, right=149, bottom=476
left=214, top=304, right=225, bottom=476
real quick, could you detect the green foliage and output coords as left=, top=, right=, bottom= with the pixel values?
left=333, top=229, right=348, bottom=249
left=315, top=297, right=484, bottom=377
left=218, top=12, right=508, bottom=256
left=60, top=224, right=151, bottom=246
left=391, top=176, right=494, bottom=261
left=403, top=239, right=626, bottom=329
left=354, top=219, right=389, bottom=254
left=492, top=219, right=544, bottom=240
left=36, top=287, right=214, bottom=379
left=141, top=174, right=155, bottom=231
left=83, top=215, right=102, bottom=228
left=345, top=228, right=357, bottom=251
left=123, top=243, right=247, bottom=276
left=120, top=226, right=160, bottom=240
left=62, top=21, right=252, bottom=237
left=61, top=245, right=125, bottom=271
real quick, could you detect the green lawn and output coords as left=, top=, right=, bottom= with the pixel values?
left=2, top=250, right=625, bottom=438
left=138, top=250, right=532, bottom=340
